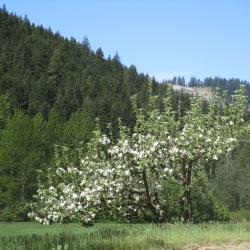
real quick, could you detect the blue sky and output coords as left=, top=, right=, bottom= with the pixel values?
left=2, top=0, right=250, bottom=82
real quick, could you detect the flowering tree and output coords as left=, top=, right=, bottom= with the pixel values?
left=167, top=87, right=247, bottom=221
left=29, top=82, right=248, bottom=225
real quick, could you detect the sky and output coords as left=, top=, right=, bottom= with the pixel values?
left=2, top=0, right=250, bottom=82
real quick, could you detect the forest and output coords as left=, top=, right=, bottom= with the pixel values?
left=0, top=5, right=250, bottom=225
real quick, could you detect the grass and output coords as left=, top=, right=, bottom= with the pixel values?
left=0, top=222, right=250, bottom=249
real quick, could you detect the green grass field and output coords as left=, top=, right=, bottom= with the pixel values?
left=0, top=222, right=250, bottom=250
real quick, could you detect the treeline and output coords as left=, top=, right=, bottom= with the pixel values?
left=166, top=76, right=250, bottom=100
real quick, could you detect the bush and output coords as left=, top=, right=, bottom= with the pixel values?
left=0, top=204, right=30, bottom=222
left=0, top=208, right=15, bottom=222
left=191, top=184, right=230, bottom=223
left=230, top=209, right=250, bottom=222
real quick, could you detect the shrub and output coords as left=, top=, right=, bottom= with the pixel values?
left=0, top=204, right=30, bottom=222
left=230, top=209, right=250, bottom=222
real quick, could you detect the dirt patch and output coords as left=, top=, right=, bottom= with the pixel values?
left=184, top=241, right=250, bottom=250
left=171, top=85, right=214, bottom=101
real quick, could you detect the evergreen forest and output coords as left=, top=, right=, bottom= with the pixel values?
left=0, top=6, right=250, bottom=222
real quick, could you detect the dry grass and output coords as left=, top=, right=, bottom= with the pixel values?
left=171, top=84, right=214, bottom=101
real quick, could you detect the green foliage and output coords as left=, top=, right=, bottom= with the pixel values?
left=0, top=203, right=29, bottom=222
left=191, top=186, right=230, bottom=222
left=0, top=111, right=49, bottom=210
left=0, top=7, right=158, bottom=129
left=214, top=133, right=250, bottom=211
left=230, top=209, right=250, bottom=222
left=62, top=111, right=94, bottom=147
left=0, top=110, right=94, bottom=221
left=0, top=7, right=250, bottom=223
left=0, top=95, right=10, bottom=130
left=0, top=208, right=15, bottom=222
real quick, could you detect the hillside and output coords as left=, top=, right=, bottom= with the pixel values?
left=1, top=6, right=250, bottom=127
left=0, top=6, right=161, bottom=129
left=0, top=6, right=250, bottom=222
left=166, top=76, right=250, bottom=102
left=171, top=84, right=214, bottom=101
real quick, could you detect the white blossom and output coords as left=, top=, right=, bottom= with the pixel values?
left=29, top=85, right=247, bottom=225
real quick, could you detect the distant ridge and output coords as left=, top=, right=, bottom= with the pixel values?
left=171, top=84, right=214, bottom=101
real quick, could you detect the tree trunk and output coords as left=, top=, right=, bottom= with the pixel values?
left=142, top=169, right=163, bottom=222
left=182, top=162, right=193, bottom=222
left=21, top=177, right=26, bottom=202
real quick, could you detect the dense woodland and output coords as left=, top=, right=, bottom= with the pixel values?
left=0, top=6, right=250, bottom=221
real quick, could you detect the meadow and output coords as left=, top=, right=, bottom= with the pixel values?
left=1, top=222, right=250, bottom=250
